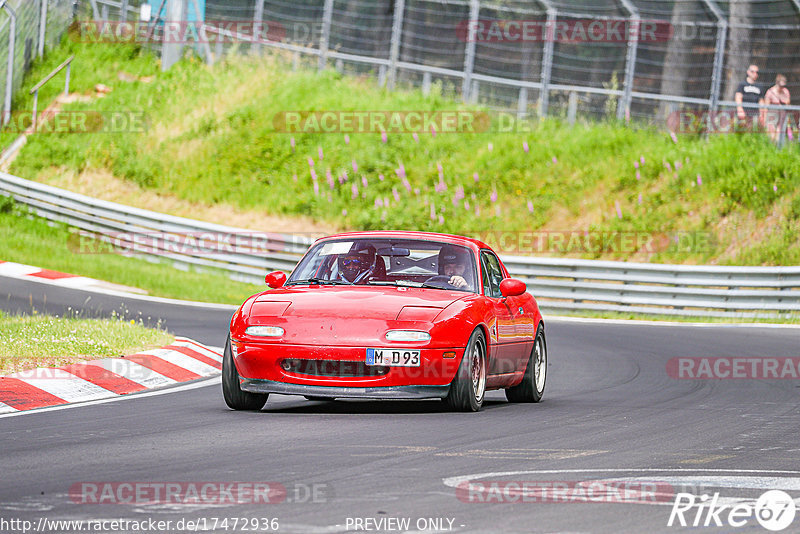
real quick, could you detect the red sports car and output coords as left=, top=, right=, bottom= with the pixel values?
left=223, top=231, right=546, bottom=412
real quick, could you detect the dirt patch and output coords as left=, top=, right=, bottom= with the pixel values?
left=35, top=167, right=339, bottom=235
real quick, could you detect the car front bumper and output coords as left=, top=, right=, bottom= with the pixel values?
left=240, top=379, right=451, bottom=399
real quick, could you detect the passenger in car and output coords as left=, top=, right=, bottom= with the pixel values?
left=438, top=246, right=473, bottom=290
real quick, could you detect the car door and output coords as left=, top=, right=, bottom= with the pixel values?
left=480, top=251, right=517, bottom=377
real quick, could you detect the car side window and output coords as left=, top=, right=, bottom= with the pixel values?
left=480, top=251, right=503, bottom=298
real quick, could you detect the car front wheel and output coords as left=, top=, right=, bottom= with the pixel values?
left=444, top=328, right=487, bottom=412
left=222, top=337, right=269, bottom=411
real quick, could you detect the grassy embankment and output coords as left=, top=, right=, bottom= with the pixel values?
left=0, top=309, right=173, bottom=375
left=2, top=36, right=799, bottom=309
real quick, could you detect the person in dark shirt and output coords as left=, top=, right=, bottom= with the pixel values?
left=735, top=64, right=764, bottom=127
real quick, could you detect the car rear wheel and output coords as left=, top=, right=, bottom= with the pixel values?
left=222, top=337, right=269, bottom=411
left=444, top=329, right=487, bottom=412
left=505, top=324, right=546, bottom=403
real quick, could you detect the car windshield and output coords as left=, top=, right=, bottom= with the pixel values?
left=287, top=238, right=478, bottom=293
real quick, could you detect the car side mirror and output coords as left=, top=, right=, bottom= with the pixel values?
left=265, top=271, right=287, bottom=288
left=499, top=278, right=526, bottom=297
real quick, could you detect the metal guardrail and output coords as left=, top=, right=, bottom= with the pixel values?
left=2, top=171, right=799, bottom=319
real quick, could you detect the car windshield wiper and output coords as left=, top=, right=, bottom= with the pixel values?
left=420, top=282, right=451, bottom=290
left=367, top=280, right=426, bottom=287
left=287, top=277, right=351, bottom=286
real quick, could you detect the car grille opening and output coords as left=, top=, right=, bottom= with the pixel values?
left=281, top=358, right=390, bottom=378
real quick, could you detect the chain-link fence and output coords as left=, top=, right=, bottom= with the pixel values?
left=0, top=0, right=74, bottom=122
left=80, top=0, right=800, bottom=139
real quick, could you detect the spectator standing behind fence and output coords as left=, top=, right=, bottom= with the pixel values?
left=764, top=74, right=791, bottom=143
left=735, top=64, right=765, bottom=128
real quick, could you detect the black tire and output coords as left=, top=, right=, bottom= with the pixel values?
left=444, top=329, right=487, bottom=412
left=505, top=324, right=547, bottom=403
left=222, top=337, right=268, bottom=411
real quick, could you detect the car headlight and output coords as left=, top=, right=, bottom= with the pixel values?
left=385, top=330, right=431, bottom=342
left=245, top=326, right=285, bottom=337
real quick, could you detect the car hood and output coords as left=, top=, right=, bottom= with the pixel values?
left=238, top=286, right=474, bottom=346
left=251, top=286, right=468, bottom=320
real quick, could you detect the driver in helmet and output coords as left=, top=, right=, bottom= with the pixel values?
left=437, top=245, right=471, bottom=289
left=337, top=244, right=376, bottom=284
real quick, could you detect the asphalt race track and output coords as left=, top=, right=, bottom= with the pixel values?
left=2, top=274, right=799, bottom=533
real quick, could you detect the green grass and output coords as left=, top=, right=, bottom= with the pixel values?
left=0, top=309, right=174, bottom=375
left=0, top=197, right=262, bottom=304
left=8, top=36, right=800, bottom=267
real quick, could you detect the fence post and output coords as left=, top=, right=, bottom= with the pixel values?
left=539, top=6, right=556, bottom=117
left=120, top=0, right=129, bottom=21
left=377, top=64, right=386, bottom=87
left=422, top=71, right=431, bottom=95
left=618, top=0, right=639, bottom=121
left=189, top=0, right=212, bottom=64
left=38, top=0, right=47, bottom=57
left=567, top=91, right=577, bottom=125
left=0, top=1, right=16, bottom=127
left=700, top=0, right=726, bottom=113
left=161, top=0, right=187, bottom=71
left=253, top=0, right=264, bottom=54
left=318, top=0, right=334, bottom=71
left=89, top=0, right=101, bottom=20
left=517, top=87, right=528, bottom=119
left=461, top=0, right=479, bottom=102
left=709, top=21, right=727, bottom=114
left=387, top=0, right=405, bottom=90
